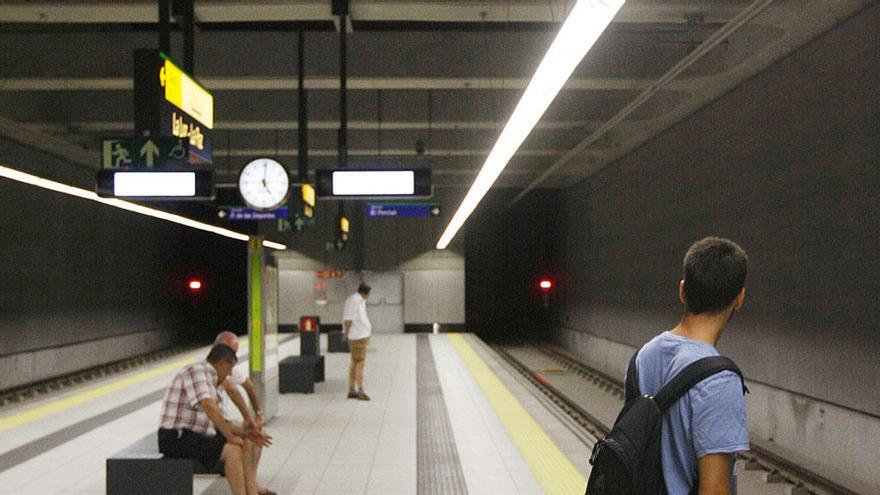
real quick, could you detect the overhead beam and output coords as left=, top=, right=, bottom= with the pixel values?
left=507, top=0, right=875, bottom=204
left=213, top=167, right=536, bottom=187
left=0, top=76, right=687, bottom=91
left=0, top=1, right=745, bottom=25
left=0, top=115, right=98, bottom=169
left=27, top=119, right=604, bottom=132
left=213, top=148, right=562, bottom=158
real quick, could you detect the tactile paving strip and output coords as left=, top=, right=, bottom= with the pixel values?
left=417, top=335, right=468, bottom=495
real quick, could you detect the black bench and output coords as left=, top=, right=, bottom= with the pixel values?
left=327, top=330, right=350, bottom=353
left=279, top=355, right=325, bottom=393
left=106, top=431, right=215, bottom=495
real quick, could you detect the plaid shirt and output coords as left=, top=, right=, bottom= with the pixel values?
left=160, top=361, right=222, bottom=435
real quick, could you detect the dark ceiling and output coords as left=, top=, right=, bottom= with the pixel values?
left=0, top=0, right=872, bottom=195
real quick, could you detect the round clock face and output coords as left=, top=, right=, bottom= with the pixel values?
left=238, top=158, right=290, bottom=210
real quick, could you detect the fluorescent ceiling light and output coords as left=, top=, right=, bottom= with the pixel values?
left=332, top=170, right=415, bottom=196
left=114, top=171, right=196, bottom=197
left=0, top=164, right=286, bottom=250
left=436, top=0, right=624, bottom=249
left=263, top=240, right=287, bottom=250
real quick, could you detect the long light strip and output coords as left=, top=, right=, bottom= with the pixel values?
left=436, top=0, right=624, bottom=249
left=0, top=164, right=287, bottom=250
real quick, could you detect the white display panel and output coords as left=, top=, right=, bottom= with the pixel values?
left=332, top=170, right=415, bottom=195
left=114, top=172, right=196, bottom=197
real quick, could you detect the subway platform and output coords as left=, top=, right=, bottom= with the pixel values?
left=0, top=334, right=591, bottom=494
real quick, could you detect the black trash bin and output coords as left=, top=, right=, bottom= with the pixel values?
left=299, top=315, right=321, bottom=356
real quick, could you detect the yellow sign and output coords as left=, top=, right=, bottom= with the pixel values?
left=159, top=58, right=214, bottom=129
left=171, top=112, right=205, bottom=150
left=339, top=216, right=350, bottom=233
left=301, top=184, right=316, bottom=207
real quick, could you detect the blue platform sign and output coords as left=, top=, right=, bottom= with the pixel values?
left=367, top=203, right=440, bottom=218
left=224, top=207, right=288, bottom=220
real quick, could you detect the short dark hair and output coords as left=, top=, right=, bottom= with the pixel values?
left=357, top=282, right=372, bottom=295
left=206, top=344, right=237, bottom=365
left=682, top=237, right=748, bottom=314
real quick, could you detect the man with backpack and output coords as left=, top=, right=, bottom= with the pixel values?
left=587, top=237, right=750, bottom=495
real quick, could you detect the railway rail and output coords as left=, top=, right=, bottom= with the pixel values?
left=491, top=342, right=862, bottom=495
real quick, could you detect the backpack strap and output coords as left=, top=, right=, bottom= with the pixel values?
left=624, top=351, right=640, bottom=405
left=653, top=356, right=748, bottom=413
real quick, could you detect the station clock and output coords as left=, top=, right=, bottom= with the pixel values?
left=238, top=158, right=290, bottom=210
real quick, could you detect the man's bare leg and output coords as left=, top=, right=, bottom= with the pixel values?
left=242, top=440, right=260, bottom=495
left=355, top=360, right=365, bottom=391
left=349, top=360, right=358, bottom=393
left=252, top=444, right=265, bottom=493
left=221, top=443, right=247, bottom=495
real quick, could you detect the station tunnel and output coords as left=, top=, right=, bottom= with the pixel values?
left=0, top=1, right=878, bottom=494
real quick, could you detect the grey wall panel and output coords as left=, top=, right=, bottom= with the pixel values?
left=552, top=5, right=880, bottom=416
left=405, top=271, right=437, bottom=323
left=280, top=266, right=464, bottom=327
left=436, top=270, right=465, bottom=324
left=271, top=187, right=466, bottom=271
left=1, top=138, right=246, bottom=390
left=0, top=328, right=177, bottom=390
left=555, top=327, right=880, bottom=494
left=403, top=270, right=465, bottom=324
left=278, top=270, right=315, bottom=325
left=275, top=193, right=467, bottom=328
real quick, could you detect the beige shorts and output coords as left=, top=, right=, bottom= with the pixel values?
left=349, top=338, right=369, bottom=362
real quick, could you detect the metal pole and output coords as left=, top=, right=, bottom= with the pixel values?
left=337, top=8, right=348, bottom=247
left=298, top=31, right=308, bottom=182
left=338, top=13, right=348, bottom=169
left=182, top=0, right=194, bottom=73
left=158, top=0, right=170, bottom=55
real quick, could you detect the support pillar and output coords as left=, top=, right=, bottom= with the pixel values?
left=248, top=236, right=279, bottom=419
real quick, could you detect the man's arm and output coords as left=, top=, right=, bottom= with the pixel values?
left=343, top=320, right=352, bottom=341
left=697, top=453, right=733, bottom=495
left=222, top=380, right=255, bottom=424
left=199, top=398, right=244, bottom=445
left=240, top=378, right=263, bottom=424
left=201, top=397, right=272, bottom=447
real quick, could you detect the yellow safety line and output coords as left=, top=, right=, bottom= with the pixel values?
left=447, top=333, right=586, bottom=495
left=0, top=338, right=262, bottom=433
left=0, top=355, right=197, bottom=433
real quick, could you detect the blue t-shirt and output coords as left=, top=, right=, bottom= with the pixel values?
left=634, top=332, right=749, bottom=495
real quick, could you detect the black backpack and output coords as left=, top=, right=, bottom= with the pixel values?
left=585, top=352, right=747, bottom=495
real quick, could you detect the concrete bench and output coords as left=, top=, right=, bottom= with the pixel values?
left=327, top=330, right=350, bottom=353
left=106, top=431, right=214, bottom=495
left=279, top=355, right=325, bottom=393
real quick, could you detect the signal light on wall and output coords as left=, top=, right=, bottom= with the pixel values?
left=538, top=278, right=554, bottom=293
left=188, top=279, right=203, bottom=291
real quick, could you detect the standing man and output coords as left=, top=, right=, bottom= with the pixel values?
left=214, top=331, right=275, bottom=495
left=635, top=237, right=750, bottom=494
left=343, top=282, right=372, bottom=400
left=158, top=344, right=271, bottom=495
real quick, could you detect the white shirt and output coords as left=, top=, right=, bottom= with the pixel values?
left=343, top=292, right=372, bottom=340
left=219, top=363, right=250, bottom=422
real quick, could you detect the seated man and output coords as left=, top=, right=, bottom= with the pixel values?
left=214, top=331, right=275, bottom=495
left=158, top=344, right=271, bottom=495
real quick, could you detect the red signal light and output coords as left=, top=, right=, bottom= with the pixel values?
left=188, top=279, right=203, bottom=291
left=538, top=278, right=554, bottom=292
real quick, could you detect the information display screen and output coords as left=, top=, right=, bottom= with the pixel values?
left=96, top=169, right=214, bottom=199
left=315, top=169, right=431, bottom=198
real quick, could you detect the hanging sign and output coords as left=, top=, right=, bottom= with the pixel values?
left=133, top=49, right=213, bottom=165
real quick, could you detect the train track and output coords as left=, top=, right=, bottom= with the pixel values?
left=491, top=341, right=862, bottom=495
